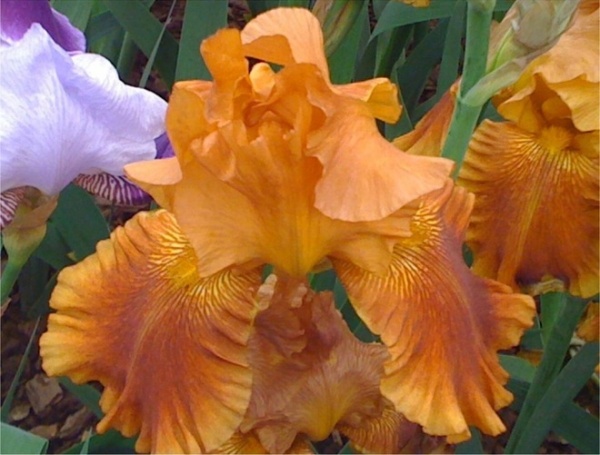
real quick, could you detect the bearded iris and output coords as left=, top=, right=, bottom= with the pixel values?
left=40, top=7, right=535, bottom=453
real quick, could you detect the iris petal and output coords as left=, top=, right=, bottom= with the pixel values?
left=460, top=120, right=599, bottom=297
left=333, top=182, right=536, bottom=441
left=0, top=25, right=166, bottom=195
left=40, top=210, right=262, bottom=453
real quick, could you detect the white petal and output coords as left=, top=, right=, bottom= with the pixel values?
left=0, top=24, right=167, bottom=195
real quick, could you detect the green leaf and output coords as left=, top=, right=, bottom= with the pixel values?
left=0, top=318, right=41, bottom=422
left=18, top=257, right=51, bottom=314
left=371, top=0, right=457, bottom=38
left=176, top=0, right=229, bottom=81
left=247, top=0, right=280, bottom=16
left=506, top=295, right=589, bottom=452
left=51, top=185, right=109, bottom=261
left=58, top=377, right=103, bottom=419
left=140, top=0, right=177, bottom=87
left=27, top=273, right=58, bottom=319
left=53, top=0, right=94, bottom=31
left=500, top=354, right=536, bottom=383
left=396, top=19, right=449, bottom=113
left=327, top=1, right=368, bottom=84
left=0, top=423, right=48, bottom=454
left=85, top=11, right=122, bottom=48
left=512, top=342, right=600, bottom=454
left=34, top=221, right=74, bottom=271
left=552, top=403, right=600, bottom=455
left=540, top=292, right=567, bottom=346
left=309, top=269, right=337, bottom=292
left=437, top=0, right=466, bottom=94
left=103, top=0, right=179, bottom=88
left=64, top=430, right=136, bottom=454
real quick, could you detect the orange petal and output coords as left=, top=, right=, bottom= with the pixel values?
left=242, top=274, right=393, bottom=453
left=241, top=8, right=330, bottom=81
left=334, top=78, right=402, bottom=123
left=393, top=81, right=458, bottom=157
left=40, top=210, right=262, bottom=453
left=307, top=98, right=453, bottom=221
left=125, top=156, right=182, bottom=211
left=459, top=120, right=599, bottom=298
left=213, top=431, right=313, bottom=454
left=333, top=182, right=536, bottom=441
left=496, top=4, right=599, bottom=132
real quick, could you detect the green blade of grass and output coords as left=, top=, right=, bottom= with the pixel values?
left=0, top=317, right=41, bottom=422
left=58, top=377, right=103, bottom=418
left=175, top=0, right=228, bottom=82
left=140, top=0, right=177, bottom=88
left=512, top=342, right=600, bottom=454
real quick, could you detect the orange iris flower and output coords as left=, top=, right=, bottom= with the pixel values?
left=459, top=1, right=599, bottom=297
left=40, top=7, right=535, bottom=453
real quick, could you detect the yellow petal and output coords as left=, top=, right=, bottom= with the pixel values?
left=40, top=210, right=262, bottom=453
left=459, top=120, right=599, bottom=298
left=393, top=81, right=459, bottom=157
left=333, top=182, right=536, bottom=441
left=242, top=274, right=394, bottom=453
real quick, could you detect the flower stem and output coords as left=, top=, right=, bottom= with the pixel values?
left=441, top=0, right=495, bottom=177
left=1, top=257, right=25, bottom=304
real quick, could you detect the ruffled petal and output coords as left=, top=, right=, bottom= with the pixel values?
left=241, top=274, right=396, bottom=453
left=0, top=25, right=166, bottom=195
left=0, top=0, right=85, bottom=51
left=333, top=182, right=536, bottom=441
left=40, top=210, right=262, bottom=453
left=496, top=3, right=599, bottom=132
left=241, top=8, right=330, bottom=80
left=393, top=82, right=458, bottom=157
left=459, top=120, right=599, bottom=298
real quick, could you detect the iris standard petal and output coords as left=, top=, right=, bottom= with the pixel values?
left=333, top=182, right=536, bottom=441
left=0, top=25, right=166, bottom=195
left=0, top=0, right=85, bottom=51
left=40, top=210, right=262, bottom=453
left=459, top=120, right=599, bottom=298
left=496, top=2, right=599, bottom=133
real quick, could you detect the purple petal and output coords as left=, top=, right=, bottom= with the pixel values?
left=0, top=0, right=85, bottom=51
left=0, top=187, right=26, bottom=229
left=154, top=133, right=175, bottom=159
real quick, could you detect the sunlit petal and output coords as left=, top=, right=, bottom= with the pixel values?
left=0, top=25, right=166, bottom=195
left=460, top=120, right=599, bottom=298
left=333, top=182, right=536, bottom=441
left=40, top=210, right=262, bottom=453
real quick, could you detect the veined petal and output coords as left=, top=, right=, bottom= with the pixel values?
left=459, top=120, right=599, bottom=298
left=0, top=25, right=166, bottom=195
left=393, top=82, right=458, bottom=157
left=0, top=0, right=85, bottom=51
left=333, top=182, right=536, bottom=441
left=241, top=274, right=396, bottom=453
left=0, top=187, right=26, bottom=229
left=40, top=210, right=262, bottom=453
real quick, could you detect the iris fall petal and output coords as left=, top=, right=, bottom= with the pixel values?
left=333, top=182, right=536, bottom=441
left=40, top=210, right=262, bottom=453
left=460, top=120, right=599, bottom=297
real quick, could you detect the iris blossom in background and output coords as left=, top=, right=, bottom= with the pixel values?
left=459, top=0, right=599, bottom=298
left=0, top=0, right=168, bottom=229
left=41, top=7, right=535, bottom=453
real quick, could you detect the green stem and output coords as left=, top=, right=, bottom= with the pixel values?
left=1, top=257, right=26, bottom=304
left=441, top=0, right=495, bottom=177
left=505, top=296, right=588, bottom=453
